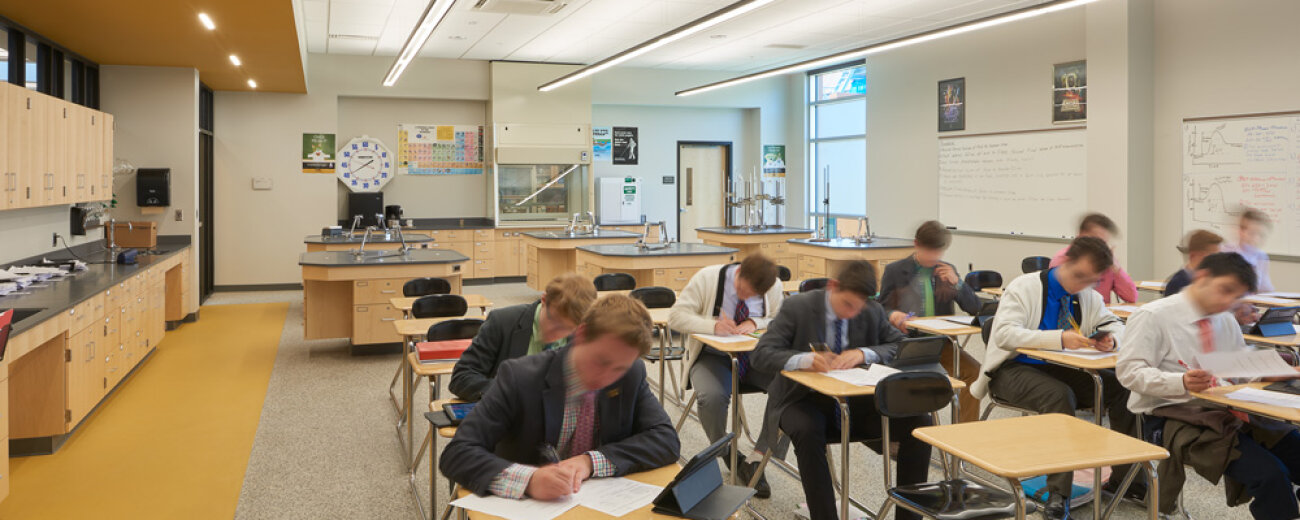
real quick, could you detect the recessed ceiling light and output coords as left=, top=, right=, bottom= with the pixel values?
left=247, top=79, right=257, bottom=89
left=449, top=35, right=466, bottom=40
left=229, top=55, right=242, bottom=66
left=198, top=13, right=216, bottom=30
left=710, top=34, right=727, bottom=39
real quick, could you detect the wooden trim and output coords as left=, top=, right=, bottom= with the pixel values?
left=1184, top=109, right=1300, bottom=123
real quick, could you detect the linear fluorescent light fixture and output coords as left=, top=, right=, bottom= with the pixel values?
left=677, top=0, right=1097, bottom=96
left=383, top=0, right=457, bottom=87
left=229, top=55, right=242, bottom=66
left=537, top=0, right=778, bottom=92
left=198, top=13, right=216, bottom=30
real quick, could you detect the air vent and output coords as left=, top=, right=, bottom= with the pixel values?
left=472, top=0, right=569, bottom=15
left=765, top=43, right=807, bottom=50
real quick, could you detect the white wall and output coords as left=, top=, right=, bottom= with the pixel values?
left=1151, top=0, right=1300, bottom=288
left=336, top=96, right=488, bottom=220
left=0, top=206, right=101, bottom=264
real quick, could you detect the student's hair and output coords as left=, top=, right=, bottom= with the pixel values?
left=544, top=273, right=598, bottom=324
left=737, top=254, right=779, bottom=294
left=581, top=294, right=654, bottom=355
left=1180, top=229, right=1224, bottom=255
left=1240, top=208, right=1272, bottom=229
left=1196, top=252, right=1257, bottom=293
left=1079, top=213, right=1119, bottom=236
left=833, top=260, right=877, bottom=298
left=914, top=220, right=952, bottom=250
left=1063, top=236, right=1114, bottom=273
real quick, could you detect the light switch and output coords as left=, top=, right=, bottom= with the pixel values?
left=252, top=178, right=274, bottom=190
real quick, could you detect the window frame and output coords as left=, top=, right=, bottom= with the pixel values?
left=0, top=15, right=99, bottom=107
left=806, top=61, right=867, bottom=231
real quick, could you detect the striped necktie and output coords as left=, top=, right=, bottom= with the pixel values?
left=734, top=300, right=751, bottom=379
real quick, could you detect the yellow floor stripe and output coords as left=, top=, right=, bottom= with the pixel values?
left=0, top=303, right=288, bottom=520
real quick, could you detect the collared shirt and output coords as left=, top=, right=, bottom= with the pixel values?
left=1163, top=268, right=1193, bottom=297
left=782, top=291, right=881, bottom=371
left=1050, top=245, right=1138, bottom=303
left=1117, top=292, right=1250, bottom=414
left=719, top=265, right=765, bottom=322
left=1012, top=267, right=1074, bottom=365
left=527, top=303, right=570, bottom=356
left=488, top=353, right=616, bottom=499
left=917, top=266, right=936, bottom=317
left=1224, top=242, right=1275, bottom=293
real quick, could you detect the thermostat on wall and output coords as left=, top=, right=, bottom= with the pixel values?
left=252, top=178, right=274, bottom=190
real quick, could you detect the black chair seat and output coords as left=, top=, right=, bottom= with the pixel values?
left=889, top=479, right=1020, bottom=520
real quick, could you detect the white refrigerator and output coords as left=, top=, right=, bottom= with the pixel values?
left=596, top=177, right=642, bottom=225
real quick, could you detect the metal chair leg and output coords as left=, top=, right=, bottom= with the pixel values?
left=674, top=392, right=699, bottom=433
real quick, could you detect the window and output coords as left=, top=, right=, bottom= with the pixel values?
left=0, top=28, right=7, bottom=82
left=23, top=39, right=36, bottom=90
left=807, top=63, right=866, bottom=236
left=1, top=20, right=97, bottom=106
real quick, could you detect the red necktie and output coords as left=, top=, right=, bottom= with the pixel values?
left=569, top=392, right=597, bottom=456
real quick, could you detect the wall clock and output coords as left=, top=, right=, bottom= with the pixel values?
left=338, top=135, right=393, bottom=192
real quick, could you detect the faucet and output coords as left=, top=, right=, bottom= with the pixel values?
left=636, top=221, right=671, bottom=250
left=586, top=211, right=598, bottom=233
left=357, top=226, right=375, bottom=257
left=348, top=214, right=363, bottom=237
left=567, top=213, right=581, bottom=235
left=106, top=217, right=118, bottom=259
left=658, top=221, right=670, bottom=244
left=854, top=217, right=875, bottom=244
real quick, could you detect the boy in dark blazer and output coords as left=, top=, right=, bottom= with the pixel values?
left=441, top=295, right=680, bottom=500
left=751, top=261, right=931, bottom=520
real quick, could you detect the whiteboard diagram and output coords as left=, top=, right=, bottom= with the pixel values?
left=1182, top=115, right=1300, bottom=257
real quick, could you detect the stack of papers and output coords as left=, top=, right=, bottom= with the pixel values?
left=908, top=318, right=970, bottom=331
left=1223, top=387, right=1300, bottom=409
left=1138, top=281, right=1166, bottom=289
left=1056, top=348, right=1118, bottom=360
left=825, top=364, right=900, bottom=386
left=1246, top=295, right=1300, bottom=306
left=694, top=334, right=753, bottom=344
left=0, top=270, right=36, bottom=288
left=449, top=477, right=663, bottom=520
left=0, top=282, right=17, bottom=296
left=941, top=316, right=976, bottom=325
left=8, top=266, right=67, bottom=281
left=1260, top=292, right=1300, bottom=300
left=1195, top=350, right=1299, bottom=379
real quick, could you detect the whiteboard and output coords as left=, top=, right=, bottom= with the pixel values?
left=939, top=129, right=1087, bottom=237
left=1182, top=114, right=1300, bottom=257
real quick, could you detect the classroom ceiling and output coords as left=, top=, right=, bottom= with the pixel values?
left=304, top=0, right=1042, bottom=72
left=0, top=0, right=306, bottom=92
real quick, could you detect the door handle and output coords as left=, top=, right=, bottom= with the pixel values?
left=686, top=167, right=693, bottom=206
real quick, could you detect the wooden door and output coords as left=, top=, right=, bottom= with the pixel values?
left=6, top=88, right=33, bottom=209
left=677, top=143, right=728, bottom=243
left=0, top=84, right=8, bottom=210
left=65, top=327, right=98, bottom=428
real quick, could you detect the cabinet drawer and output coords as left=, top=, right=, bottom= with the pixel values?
left=469, top=259, right=494, bottom=279
left=427, top=229, right=467, bottom=241
left=759, top=242, right=790, bottom=254
left=352, top=304, right=403, bottom=345
left=472, top=229, right=493, bottom=240
left=68, top=297, right=95, bottom=331
left=495, top=229, right=524, bottom=240
left=473, top=241, right=495, bottom=258
left=799, top=256, right=824, bottom=273
left=353, top=278, right=406, bottom=305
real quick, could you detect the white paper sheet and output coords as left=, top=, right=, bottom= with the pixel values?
left=826, top=364, right=900, bottom=386
left=1138, top=281, right=1166, bottom=289
left=571, top=477, right=663, bottom=517
left=1223, top=387, right=1300, bottom=409
left=908, top=318, right=970, bottom=331
left=449, top=493, right=578, bottom=520
left=941, top=316, right=976, bottom=325
left=1260, top=292, right=1300, bottom=300
left=1194, top=350, right=1298, bottom=379
left=1055, top=348, right=1118, bottom=360
left=1245, top=296, right=1299, bottom=306
left=693, top=333, right=754, bottom=344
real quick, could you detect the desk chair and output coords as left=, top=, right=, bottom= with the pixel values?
left=394, top=295, right=470, bottom=449
left=876, top=372, right=1023, bottom=520
left=1021, top=256, right=1051, bottom=274
left=405, top=320, right=482, bottom=486
left=800, top=277, right=830, bottom=292
left=965, top=271, right=1003, bottom=298
left=594, top=272, right=636, bottom=291
left=777, top=265, right=793, bottom=282
left=419, top=405, right=462, bottom=520
left=631, top=286, right=685, bottom=403
left=977, top=318, right=1040, bottom=421
left=404, top=277, right=452, bottom=297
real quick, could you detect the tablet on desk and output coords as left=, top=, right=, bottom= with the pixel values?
left=652, top=433, right=755, bottom=520
left=1246, top=306, right=1299, bottom=337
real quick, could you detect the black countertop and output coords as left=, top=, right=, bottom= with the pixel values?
left=298, top=249, right=469, bottom=266
left=304, top=234, right=434, bottom=244
left=524, top=230, right=642, bottom=240
left=577, top=243, right=739, bottom=257
left=334, top=217, right=496, bottom=230
left=1, top=236, right=192, bottom=335
left=696, top=226, right=816, bottom=235
left=786, top=237, right=914, bottom=249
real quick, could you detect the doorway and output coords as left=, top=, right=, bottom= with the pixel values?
left=198, top=84, right=214, bottom=302
left=676, top=142, right=731, bottom=243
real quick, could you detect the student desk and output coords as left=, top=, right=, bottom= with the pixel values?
left=523, top=230, right=643, bottom=290
left=1106, top=302, right=1143, bottom=320
left=391, top=294, right=494, bottom=317
left=786, top=237, right=914, bottom=282
left=982, top=287, right=1004, bottom=297
left=695, top=226, right=814, bottom=266
left=692, top=333, right=759, bottom=486
left=401, top=356, right=455, bottom=470
left=1137, top=280, right=1166, bottom=293
left=780, top=370, right=965, bottom=520
left=417, top=398, right=463, bottom=520
left=452, top=464, right=715, bottom=520
left=906, top=316, right=981, bottom=422
left=1193, top=382, right=1300, bottom=425
left=913, top=413, right=1166, bottom=520
left=392, top=316, right=466, bottom=466
left=782, top=279, right=801, bottom=294
left=645, top=308, right=677, bottom=406
left=576, top=243, right=738, bottom=292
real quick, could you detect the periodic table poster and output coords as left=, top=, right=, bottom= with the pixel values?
left=397, top=124, right=484, bottom=175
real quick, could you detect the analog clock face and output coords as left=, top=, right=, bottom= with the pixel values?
left=338, top=137, right=393, bottom=192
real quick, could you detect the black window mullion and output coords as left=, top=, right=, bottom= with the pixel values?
left=51, top=49, right=64, bottom=98
left=86, top=66, right=98, bottom=109
left=35, top=42, right=53, bottom=95
left=7, top=30, right=23, bottom=87
left=70, top=60, right=84, bottom=104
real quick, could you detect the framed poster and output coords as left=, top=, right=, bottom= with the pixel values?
left=762, top=145, right=786, bottom=177
left=1052, top=60, right=1087, bottom=124
left=302, top=133, right=336, bottom=173
left=938, top=78, right=965, bottom=132
left=397, top=124, right=484, bottom=175
left=612, top=127, right=639, bottom=165
left=592, top=127, right=612, bottom=161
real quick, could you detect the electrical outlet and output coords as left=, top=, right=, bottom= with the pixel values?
left=174, top=209, right=183, bottom=222
left=52, top=232, right=59, bottom=247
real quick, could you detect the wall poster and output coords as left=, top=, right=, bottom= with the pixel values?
left=938, top=77, right=965, bottom=132
left=612, top=127, right=639, bottom=165
left=398, top=124, right=484, bottom=175
left=762, top=145, right=786, bottom=177
left=1052, top=60, right=1087, bottom=123
left=593, top=127, right=612, bottom=161
left=302, top=133, right=336, bottom=173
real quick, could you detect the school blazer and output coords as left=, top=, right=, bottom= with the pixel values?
left=440, top=347, right=680, bottom=497
left=749, top=289, right=904, bottom=451
left=450, top=302, right=538, bottom=402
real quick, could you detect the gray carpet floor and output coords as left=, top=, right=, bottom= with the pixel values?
left=218, top=282, right=1252, bottom=519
